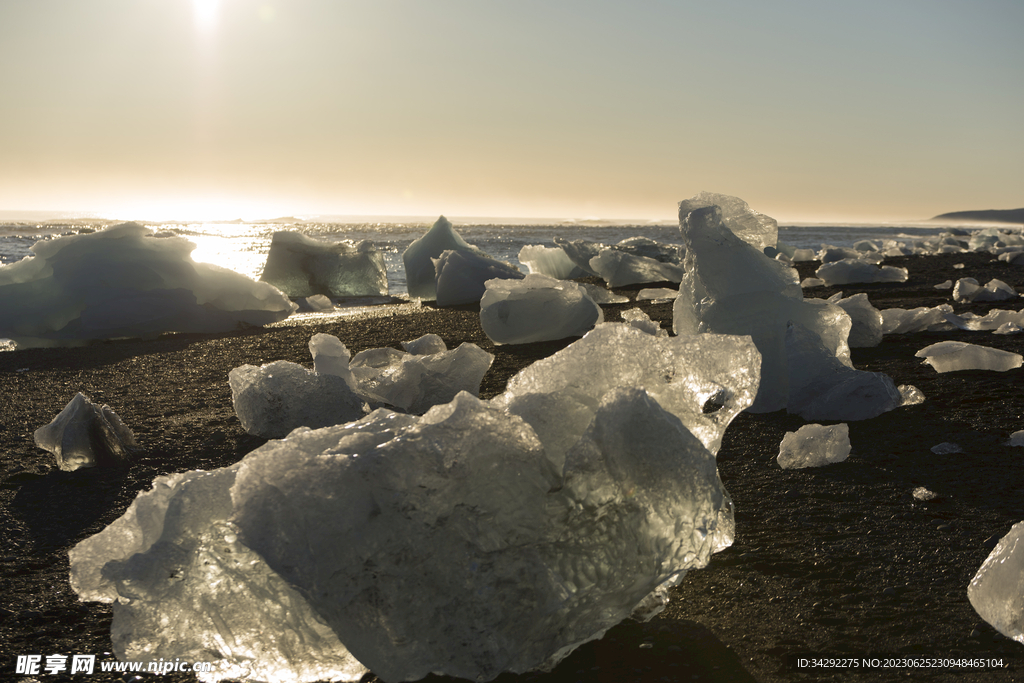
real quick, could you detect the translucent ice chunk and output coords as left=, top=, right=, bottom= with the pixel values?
left=636, top=287, right=679, bottom=302
left=579, top=282, right=629, bottom=304
left=518, top=244, right=586, bottom=279
left=620, top=308, right=668, bottom=337
left=915, top=341, right=1024, bottom=373
left=898, top=384, right=925, bottom=405
left=433, top=249, right=524, bottom=307
left=800, top=277, right=825, bottom=289
left=953, top=277, right=1018, bottom=303
left=776, top=423, right=851, bottom=469
left=833, top=293, right=883, bottom=347
left=677, top=191, right=778, bottom=251
left=969, top=521, right=1024, bottom=643
left=815, top=259, right=908, bottom=286
left=588, top=249, right=684, bottom=287
left=881, top=305, right=955, bottom=334
left=934, top=280, right=953, bottom=290
left=553, top=237, right=606, bottom=276
left=1007, top=430, right=1024, bottom=447
left=34, top=393, right=137, bottom=471
left=402, top=216, right=486, bottom=300
left=479, top=274, right=603, bottom=344
left=913, top=487, right=938, bottom=501
left=945, top=309, right=1024, bottom=332
left=308, top=333, right=356, bottom=388
left=401, top=333, right=447, bottom=355
left=930, top=442, right=962, bottom=455
left=259, top=231, right=388, bottom=297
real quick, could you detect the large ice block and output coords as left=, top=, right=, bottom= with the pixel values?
left=479, top=274, right=603, bottom=344
left=433, top=249, right=524, bottom=307
left=588, top=249, right=684, bottom=287
left=0, top=223, right=296, bottom=349
left=34, top=393, right=137, bottom=471
left=677, top=191, right=778, bottom=251
left=518, top=245, right=586, bottom=279
left=777, top=423, right=851, bottom=469
left=259, top=231, right=388, bottom=297
left=952, top=277, right=1019, bottom=303
left=969, top=521, right=1024, bottom=643
left=831, top=293, right=883, bottom=347
left=915, top=341, right=1024, bottom=373
left=402, top=216, right=486, bottom=300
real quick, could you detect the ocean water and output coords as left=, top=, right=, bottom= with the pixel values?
left=0, top=217, right=1008, bottom=299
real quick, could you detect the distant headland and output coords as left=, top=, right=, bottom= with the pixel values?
left=931, top=208, right=1024, bottom=223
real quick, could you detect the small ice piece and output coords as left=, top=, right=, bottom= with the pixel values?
left=776, top=423, right=851, bottom=469
left=259, top=232, right=388, bottom=297
left=945, top=309, right=1024, bottom=332
left=995, top=323, right=1024, bottom=335
left=791, top=248, right=817, bottom=262
left=952, top=277, right=1018, bottom=303
left=300, top=294, right=335, bottom=311
left=954, top=263, right=965, bottom=269
left=677, top=191, right=779, bottom=251
left=229, top=361, right=366, bottom=438
left=34, top=393, right=137, bottom=471
left=833, top=293, right=884, bottom=348
left=898, top=385, right=925, bottom=406
left=800, top=277, right=825, bottom=288
left=930, top=442, right=963, bottom=455
left=969, top=521, right=1024, bottom=643
left=403, top=216, right=487, bottom=300
left=881, top=305, right=955, bottom=334
left=912, top=487, right=938, bottom=501
left=518, top=245, right=586, bottom=279
left=1007, top=430, right=1024, bottom=447
left=934, top=280, right=953, bottom=290
left=614, top=236, right=685, bottom=264
left=815, top=259, right=908, bottom=286
left=620, top=308, right=668, bottom=337
left=433, top=249, right=524, bottom=307
left=818, top=245, right=883, bottom=264
left=636, top=287, right=679, bottom=302
left=309, top=333, right=356, bottom=388
left=588, top=249, right=684, bottom=288
left=479, top=274, right=603, bottom=344
left=915, top=341, right=1024, bottom=373
left=401, top=333, right=447, bottom=355
left=579, top=282, right=629, bottom=304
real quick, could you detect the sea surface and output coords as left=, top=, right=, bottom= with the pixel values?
left=2, top=217, right=1014, bottom=299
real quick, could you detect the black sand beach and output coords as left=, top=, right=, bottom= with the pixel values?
left=2, top=252, right=1024, bottom=682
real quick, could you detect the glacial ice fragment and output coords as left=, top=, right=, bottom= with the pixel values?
left=518, top=245, right=586, bottom=279
left=776, top=423, right=851, bottom=469
left=479, top=274, right=603, bottom=344
left=259, top=231, right=388, bottom=297
left=815, top=259, right=908, bottom=286
left=620, top=308, right=668, bottom=337
left=1008, top=430, right=1024, bottom=447
left=945, top=309, right=1024, bottom=332
left=969, top=521, right=1024, bottom=643
left=553, top=238, right=606, bottom=276
left=930, top=442, right=963, bottom=455
left=433, top=249, right=524, bottom=307
left=308, top=333, right=356, bottom=388
left=588, top=249, right=684, bottom=288
left=0, top=223, right=296, bottom=348
left=677, top=191, right=778, bottom=251
left=800, top=277, right=825, bottom=289
left=229, top=361, right=367, bottom=438
left=898, top=385, right=925, bottom=406
left=402, top=216, right=486, bottom=300
left=952, top=277, right=1019, bottom=303
left=912, top=487, right=938, bottom=501
left=915, top=341, right=1024, bottom=373
left=832, top=293, right=883, bottom=347
left=34, top=393, right=137, bottom=471
left=401, top=333, right=447, bottom=355
left=934, top=280, right=953, bottom=290
left=579, top=282, right=629, bottom=304
left=636, top=287, right=679, bottom=302
left=880, top=305, right=955, bottom=334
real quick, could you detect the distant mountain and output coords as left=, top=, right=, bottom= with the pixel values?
left=931, top=208, right=1024, bottom=223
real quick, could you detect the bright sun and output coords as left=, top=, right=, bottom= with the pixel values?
left=191, top=0, right=220, bottom=30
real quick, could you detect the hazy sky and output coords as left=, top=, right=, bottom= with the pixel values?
left=1, top=0, right=1021, bottom=222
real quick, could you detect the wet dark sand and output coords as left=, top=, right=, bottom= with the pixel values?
left=2, top=252, right=1023, bottom=682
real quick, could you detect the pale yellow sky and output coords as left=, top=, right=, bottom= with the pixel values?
left=1, top=1, right=1021, bottom=223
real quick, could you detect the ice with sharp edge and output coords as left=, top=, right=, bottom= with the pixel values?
left=969, top=521, right=1024, bottom=643
left=776, top=423, right=851, bottom=469
left=677, top=191, right=778, bottom=252
left=0, top=223, right=296, bottom=349
left=479, top=274, right=603, bottom=344
left=432, top=249, right=525, bottom=307
left=588, top=249, right=684, bottom=287
left=402, top=216, right=488, bottom=300
left=829, top=292, right=883, bottom=347
left=952, top=277, right=1019, bottom=303
left=915, top=341, right=1024, bottom=373
left=259, top=231, right=388, bottom=297
left=34, top=393, right=137, bottom=471
left=518, top=245, right=586, bottom=279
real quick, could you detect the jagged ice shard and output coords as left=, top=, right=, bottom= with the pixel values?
left=777, top=423, right=851, bottom=470
left=677, top=191, right=778, bottom=252
left=915, top=341, right=1024, bottom=373
left=402, top=216, right=487, bottom=300
left=588, top=249, right=684, bottom=287
left=969, top=521, right=1024, bottom=643
left=259, top=231, right=389, bottom=297
left=0, top=222, right=296, bottom=349
left=479, top=274, right=603, bottom=344
left=34, top=393, right=137, bottom=471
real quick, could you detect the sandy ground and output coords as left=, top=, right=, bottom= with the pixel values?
left=2, top=252, right=1024, bottom=682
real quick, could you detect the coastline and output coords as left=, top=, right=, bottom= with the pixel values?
left=1, top=253, right=1023, bottom=682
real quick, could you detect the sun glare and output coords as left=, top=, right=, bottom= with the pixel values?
left=192, top=0, right=220, bottom=30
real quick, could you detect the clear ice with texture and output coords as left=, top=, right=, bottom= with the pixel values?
left=34, top=393, right=137, bottom=471
left=915, top=341, right=1024, bottom=373
left=829, top=292, right=883, bottom=347
left=479, top=274, right=603, bottom=344
left=518, top=245, right=586, bottom=280
left=677, top=191, right=778, bottom=252
left=402, top=216, right=487, bottom=300
left=815, top=259, right=908, bottom=286
left=952, top=277, right=1018, bottom=303
left=969, top=521, right=1024, bottom=643
left=259, top=231, right=388, bottom=297
left=776, top=423, right=851, bottom=469
left=588, top=249, right=684, bottom=288
left=432, top=249, right=524, bottom=307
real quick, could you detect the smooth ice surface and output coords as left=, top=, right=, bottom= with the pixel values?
left=636, top=287, right=679, bottom=302
left=881, top=305, right=955, bottom=334
left=785, top=322, right=901, bottom=421
left=800, top=277, right=825, bottom=289
left=915, top=341, right=1024, bottom=373
left=776, top=423, right=851, bottom=469
left=479, top=274, right=603, bottom=344
left=930, top=442, right=963, bottom=455
left=401, top=333, right=447, bottom=355
left=309, top=333, right=356, bottom=388
left=952, top=277, right=1018, bottom=303
left=588, top=249, right=684, bottom=287
left=518, top=245, right=586, bottom=279
left=433, top=249, right=524, bottom=307
left=259, top=231, right=388, bottom=297
left=815, top=259, right=908, bottom=286
left=229, top=361, right=367, bottom=438
left=0, top=223, right=296, bottom=348
left=934, top=280, right=953, bottom=290
left=677, top=191, right=778, bottom=251
left=402, top=216, right=486, bottom=300
left=969, top=521, right=1024, bottom=643
left=497, top=324, right=760, bottom=458
left=301, top=294, right=335, bottom=311
left=350, top=341, right=493, bottom=413
left=1008, top=430, right=1024, bottom=447
left=832, top=293, right=883, bottom=347
left=34, top=393, right=137, bottom=471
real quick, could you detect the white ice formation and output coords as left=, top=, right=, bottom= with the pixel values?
left=969, top=521, right=1024, bottom=643
left=402, top=216, right=487, bottom=300
left=433, top=249, right=524, bottom=307
left=70, top=322, right=749, bottom=683
left=898, top=385, right=926, bottom=406
left=912, top=487, right=938, bottom=502
left=619, top=309, right=668, bottom=337
left=552, top=238, right=605, bottom=277
left=518, top=245, right=586, bottom=279
left=34, top=393, right=137, bottom=471
left=881, top=305, right=955, bottom=335
left=952, top=277, right=1019, bottom=303
left=400, top=333, right=447, bottom=355
left=677, top=191, right=778, bottom=251
left=945, top=309, right=1024, bottom=333
left=815, top=259, right=908, bottom=286
left=588, top=249, right=684, bottom=287
left=636, top=287, right=679, bottom=302
left=776, top=423, right=851, bottom=470
left=259, top=231, right=388, bottom=298
left=934, top=280, right=953, bottom=290
left=0, top=223, right=296, bottom=349
left=915, top=341, right=1024, bottom=373
left=830, top=292, right=883, bottom=347
left=479, top=274, right=603, bottom=344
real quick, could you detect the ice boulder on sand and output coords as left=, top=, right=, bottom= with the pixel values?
left=259, top=231, right=388, bottom=297
left=815, top=259, right=908, bottom=286
left=70, top=384, right=735, bottom=682
left=969, top=521, right=1024, bottom=643
left=620, top=308, right=668, bottom=337
left=432, top=249, right=524, bottom=307
left=952, top=277, right=1018, bottom=303
left=34, top=393, right=137, bottom=471
left=677, top=191, right=778, bottom=251
left=830, top=292, right=884, bottom=348
left=588, top=249, right=684, bottom=287
left=881, top=305, right=955, bottom=334
left=479, top=274, right=603, bottom=344
left=777, top=423, right=851, bottom=469
left=915, top=341, right=1024, bottom=373
left=0, top=222, right=296, bottom=349
left=402, top=216, right=486, bottom=300
left=401, top=333, right=447, bottom=355
left=518, top=244, right=586, bottom=279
